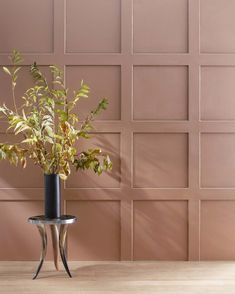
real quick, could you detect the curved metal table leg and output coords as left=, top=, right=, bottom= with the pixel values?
left=50, top=224, right=59, bottom=270
left=33, top=224, right=47, bottom=280
left=59, top=224, right=72, bottom=278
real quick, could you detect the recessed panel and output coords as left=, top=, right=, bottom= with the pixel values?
left=0, top=134, right=43, bottom=188
left=133, top=201, right=188, bottom=260
left=200, top=0, right=235, bottom=53
left=133, top=0, right=188, bottom=53
left=66, top=66, right=121, bottom=120
left=0, top=0, right=53, bottom=53
left=201, top=67, right=235, bottom=120
left=201, top=201, right=235, bottom=260
left=67, top=200, right=120, bottom=260
left=133, top=133, right=188, bottom=188
left=133, top=66, right=188, bottom=120
left=0, top=66, right=52, bottom=116
left=66, top=0, right=121, bottom=53
left=66, top=133, right=120, bottom=188
left=0, top=201, right=53, bottom=260
left=201, top=133, right=235, bottom=188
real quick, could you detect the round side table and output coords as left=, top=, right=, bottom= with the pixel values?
left=28, top=215, right=77, bottom=279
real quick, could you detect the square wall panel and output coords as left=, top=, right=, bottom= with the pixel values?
left=201, top=133, right=235, bottom=188
left=200, top=0, right=235, bottom=53
left=201, top=67, right=235, bottom=120
left=66, top=0, right=121, bottom=53
left=133, top=133, right=188, bottom=188
left=66, top=66, right=121, bottom=120
left=66, top=133, right=120, bottom=188
left=133, top=66, right=188, bottom=120
left=0, top=134, right=43, bottom=188
left=133, top=0, right=188, bottom=53
left=0, top=0, right=53, bottom=53
left=133, top=201, right=188, bottom=260
left=201, top=201, right=235, bottom=260
left=67, top=200, right=120, bottom=260
left=0, top=201, right=53, bottom=260
left=0, top=66, right=52, bottom=117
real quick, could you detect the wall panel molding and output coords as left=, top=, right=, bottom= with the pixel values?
left=0, top=0, right=235, bottom=261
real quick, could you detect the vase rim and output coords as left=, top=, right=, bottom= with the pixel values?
left=44, top=173, right=60, bottom=177
left=44, top=173, right=59, bottom=175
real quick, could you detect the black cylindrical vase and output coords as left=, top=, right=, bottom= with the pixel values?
left=44, top=174, right=61, bottom=219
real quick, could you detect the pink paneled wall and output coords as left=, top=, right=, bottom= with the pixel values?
left=0, top=0, right=235, bottom=261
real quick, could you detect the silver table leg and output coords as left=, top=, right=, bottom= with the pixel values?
left=59, top=224, right=72, bottom=278
left=33, top=224, right=47, bottom=280
left=50, top=224, right=59, bottom=270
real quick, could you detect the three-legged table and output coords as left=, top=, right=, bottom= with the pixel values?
left=28, top=215, right=77, bottom=279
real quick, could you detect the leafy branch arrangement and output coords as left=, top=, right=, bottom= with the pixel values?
left=0, top=50, right=112, bottom=180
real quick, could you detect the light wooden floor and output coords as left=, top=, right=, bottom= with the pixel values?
left=1, top=261, right=235, bottom=293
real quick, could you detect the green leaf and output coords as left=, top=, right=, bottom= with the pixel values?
left=21, top=138, right=36, bottom=144
left=54, top=134, right=64, bottom=140
left=3, top=67, right=11, bottom=76
left=10, top=50, right=23, bottom=65
left=14, top=121, right=24, bottom=131
left=59, top=173, right=67, bottom=180
left=13, top=67, right=22, bottom=76
left=44, top=136, right=54, bottom=144
left=77, top=93, right=88, bottom=98
left=44, top=126, right=54, bottom=137
left=22, top=109, right=27, bottom=120
left=0, top=149, right=6, bottom=160
left=15, top=125, right=30, bottom=135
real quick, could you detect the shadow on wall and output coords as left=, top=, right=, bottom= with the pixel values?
left=66, top=133, right=123, bottom=261
left=133, top=200, right=188, bottom=261
left=67, top=135, right=189, bottom=262
left=0, top=130, right=190, bottom=261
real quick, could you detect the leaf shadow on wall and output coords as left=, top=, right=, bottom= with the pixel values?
left=132, top=201, right=188, bottom=261
left=66, top=133, right=123, bottom=261
left=67, top=134, right=190, bottom=263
